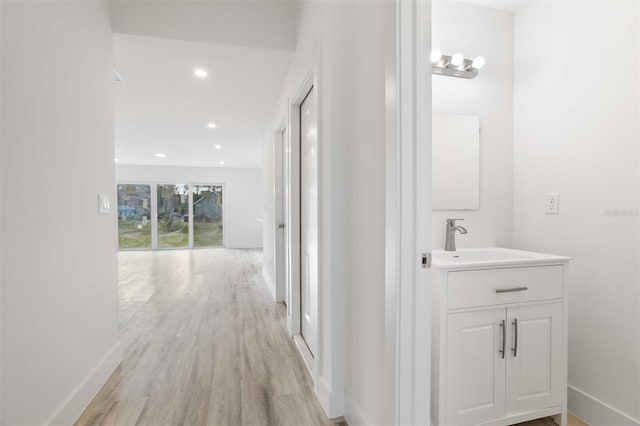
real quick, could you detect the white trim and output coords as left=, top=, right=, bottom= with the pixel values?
left=317, top=376, right=345, bottom=419
left=385, top=0, right=432, bottom=424
left=229, top=242, right=262, bottom=249
left=287, top=67, right=317, bottom=344
left=568, top=385, right=640, bottom=426
left=47, top=343, right=123, bottom=426
left=262, top=268, right=276, bottom=301
left=273, top=115, right=287, bottom=303
left=288, top=62, right=322, bottom=412
left=345, top=397, right=376, bottom=426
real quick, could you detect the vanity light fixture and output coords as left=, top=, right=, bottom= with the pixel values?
left=430, top=49, right=442, bottom=63
left=431, top=50, right=485, bottom=79
left=450, top=53, right=464, bottom=66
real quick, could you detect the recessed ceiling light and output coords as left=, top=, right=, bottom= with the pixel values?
left=219, top=161, right=225, bottom=165
left=194, top=69, right=208, bottom=78
left=214, top=144, right=222, bottom=149
left=114, top=158, right=119, bottom=162
left=208, top=123, right=216, bottom=129
left=155, top=153, right=167, bottom=158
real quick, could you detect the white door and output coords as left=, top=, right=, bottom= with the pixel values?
left=446, top=309, right=507, bottom=426
left=281, top=127, right=289, bottom=308
left=275, top=127, right=286, bottom=303
left=506, top=302, right=563, bottom=414
left=300, top=86, right=317, bottom=357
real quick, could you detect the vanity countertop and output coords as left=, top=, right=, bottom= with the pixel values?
left=432, top=247, right=571, bottom=270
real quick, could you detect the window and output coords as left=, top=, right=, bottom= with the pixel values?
left=157, top=184, right=189, bottom=248
left=117, top=184, right=151, bottom=249
left=192, top=184, right=224, bottom=247
left=116, top=182, right=223, bottom=250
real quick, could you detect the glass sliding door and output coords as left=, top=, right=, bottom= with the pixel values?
left=117, top=184, right=152, bottom=249
left=157, top=184, right=189, bottom=248
left=192, top=184, right=224, bottom=247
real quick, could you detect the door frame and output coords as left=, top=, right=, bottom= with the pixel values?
left=273, top=117, right=287, bottom=303
left=384, top=0, right=432, bottom=424
left=287, top=67, right=319, bottom=379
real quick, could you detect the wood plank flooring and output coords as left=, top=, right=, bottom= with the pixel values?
left=76, top=249, right=344, bottom=426
left=516, top=414, right=589, bottom=426
left=77, top=248, right=590, bottom=426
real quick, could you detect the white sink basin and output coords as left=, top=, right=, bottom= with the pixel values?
left=432, top=247, right=570, bottom=269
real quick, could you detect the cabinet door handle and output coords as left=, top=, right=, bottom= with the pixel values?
left=512, top=318, right=519, bottom=357
left=496, top=286, right=528, bottom=293
left=499, top=320, right=506, bottom=359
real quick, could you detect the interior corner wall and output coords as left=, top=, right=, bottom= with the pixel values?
left=116, top=165, right=263, bottom=249
left=432, top=1, right=514, bottom=249
left=1, top=2, right=121, bottom=425
left=513, top=2, right=640, bottom=424
left=263, top=0, right=355, bottom=420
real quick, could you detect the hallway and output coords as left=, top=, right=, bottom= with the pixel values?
left=77, top=249, right=342, bottom=426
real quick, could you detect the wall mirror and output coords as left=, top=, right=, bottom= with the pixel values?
left=432, top=112, right=480, bottom=210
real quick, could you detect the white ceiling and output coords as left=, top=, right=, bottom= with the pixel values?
left=113, top=34, right=293, bottom=168
left=111, top=1, right=297, bottom=52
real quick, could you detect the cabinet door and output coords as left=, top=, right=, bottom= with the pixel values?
left=506, top=302, right=563, bottom=414
left=446, top=310, right=506, bottom=426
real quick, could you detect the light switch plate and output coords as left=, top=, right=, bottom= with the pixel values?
left=98, top=193, right=110, bottom=214
left=545, top=192, right=559, bottom=214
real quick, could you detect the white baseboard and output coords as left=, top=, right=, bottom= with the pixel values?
left=317, top=376, right=345, bottom=419
left=568, top=385, right=640, bottom=426
left=344, top=396, right=375, bottom=426
left=262, top=267, right=276, bottom=301
left=226, top=242, right=263, bottom=249
left=48, top=343, right=123, bottom=426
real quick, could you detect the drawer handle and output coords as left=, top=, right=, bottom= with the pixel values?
left=512, top=318, right=519, bottom=357
left=495, top=286, right=529, bottom=294
left=499, top=320, right=506, bottom=359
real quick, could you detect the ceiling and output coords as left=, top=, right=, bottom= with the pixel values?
left=113, top=33, right=293, bottom=168
left=111, top=1, right=297, bottom=52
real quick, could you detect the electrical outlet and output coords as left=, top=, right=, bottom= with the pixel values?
left=545, top=193, right=559, bottom=214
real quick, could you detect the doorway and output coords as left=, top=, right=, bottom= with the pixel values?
left=299, top=85, right=318, bottom=358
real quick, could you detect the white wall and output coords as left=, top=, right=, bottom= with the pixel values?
left=432, top=1, right=514, bottom=249
left=263, top=1, right=349, bottom=419
left=116, top=165, right=263, bottom=249
left=513, top=2, right=640, bottom=424
left=263, top=1, right=397, bottom=424
left=1, top=2, right=121, bottom=425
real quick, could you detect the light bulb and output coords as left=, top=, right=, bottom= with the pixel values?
left=430, top=49, right=442, bottom=63
left=451, top=53, right=464, bottom=67
left=194, top=69, right=208, bottom=78
left=472, top=56, right=486, bottom=69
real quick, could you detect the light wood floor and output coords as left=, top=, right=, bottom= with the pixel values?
left=77, top=248, right=588, bottom=426
left=515, top=414, right=588, bottom=426
left=77, top=249, right=344, bottom=426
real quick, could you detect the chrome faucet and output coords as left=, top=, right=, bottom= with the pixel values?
left=445, top=219, right=468, bottom=251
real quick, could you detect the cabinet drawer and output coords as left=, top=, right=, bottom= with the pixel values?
left=447, top=266, right=563, bottom=309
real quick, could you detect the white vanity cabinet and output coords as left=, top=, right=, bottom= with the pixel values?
left=431, top=248, right=570, bottom=426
